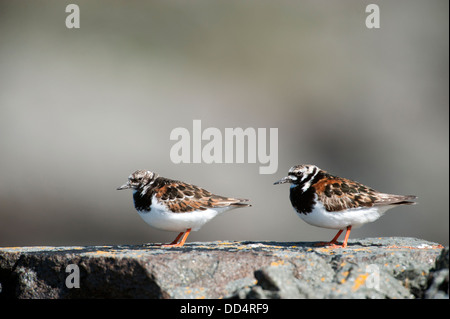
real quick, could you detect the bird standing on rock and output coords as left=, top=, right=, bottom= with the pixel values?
left=118, top=170, right=251, bottom=247
left=274, top=164, right=417, bottom=248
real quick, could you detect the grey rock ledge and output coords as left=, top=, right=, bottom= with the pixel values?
left=0, top=237, right=447, bottom=299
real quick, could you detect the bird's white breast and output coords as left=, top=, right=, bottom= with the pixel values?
left=296, top=195, right=392, bottom=229
left=136, top=195, right=232, bottom=232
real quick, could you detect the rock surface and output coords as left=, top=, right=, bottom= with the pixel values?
left=0, top=237, right=447, bottom=299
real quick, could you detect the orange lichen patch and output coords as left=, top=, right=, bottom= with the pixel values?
left=1, top=247, right=25, bottom=251
left=386, top=244, right=444, bottom=250
left=270, top=260, right=285, bottom=267
left=352, top=273, right=369, bottom=291
left=218, top=241, right=234, bottom=245
left=92, top=250, right=114, bottom=256
left=189, top=245, right=211, bottom=249
left=340, top=271, right=350, bottom=284
left=181, top=286, right=208, bottom=299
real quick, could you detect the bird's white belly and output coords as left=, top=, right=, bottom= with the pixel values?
left=297, top=200, right=390, bottom=230
left=137, top=196, right=230, bottom=232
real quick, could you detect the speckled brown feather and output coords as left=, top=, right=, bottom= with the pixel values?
left=154, top=180, right=251, bottom=213
left=120, top=170, right=251, bottom=214
left=313, top=174, right=416, bottom=212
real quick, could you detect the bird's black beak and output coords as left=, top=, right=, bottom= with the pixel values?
left=274, top=176, right=294, bottom=185
left=117, top=182, right=131, bottom=190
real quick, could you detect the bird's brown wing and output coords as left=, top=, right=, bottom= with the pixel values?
left=313, top=176, right=416, bottom=212
left=155, top=181, right=250, bottom=213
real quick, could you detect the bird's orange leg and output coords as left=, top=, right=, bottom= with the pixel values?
left=328, top=226, right=352, bottom=248
left=341, top=225, right=352, bottom=248
left=315, top=229, right=343, bottom=246
left=162, top=228, right=192, bottom=247
left=176, top=228, right=191, bottom=247
left=315, top=226, right=352, bottom=248
left=168, top=232, right=185, bottom=245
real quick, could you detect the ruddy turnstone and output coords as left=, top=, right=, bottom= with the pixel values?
left=117, top=170, right=251, bottom=247
left=274, top=164, right=416, bottom=248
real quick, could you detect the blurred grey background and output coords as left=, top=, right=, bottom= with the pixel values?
left=0, top=0, right=448, bottom=247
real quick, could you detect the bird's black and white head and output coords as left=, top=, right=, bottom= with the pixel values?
left=274, top=164, right=321, bottom=191
left=117, top=170, right=159, bottom=191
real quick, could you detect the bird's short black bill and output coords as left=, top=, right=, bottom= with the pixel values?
left=274, top=176, right=294, bottom=185
left=117, top=183, right=131, bottom=190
